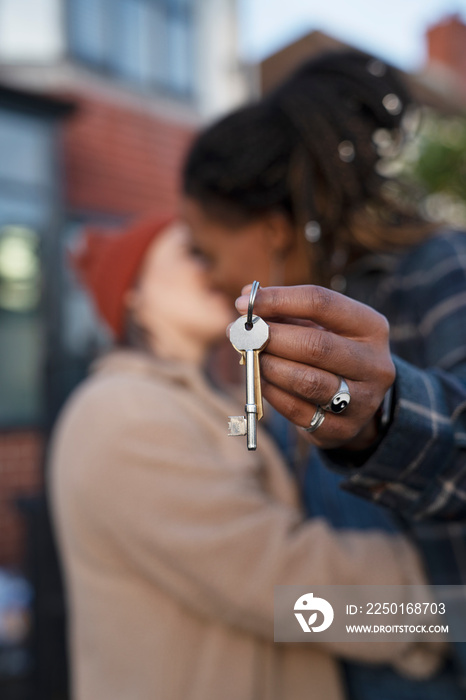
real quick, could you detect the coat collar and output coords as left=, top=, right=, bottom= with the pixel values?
left=91, top=348, right=206, bottom=385
left=90, top=347, right=242, bottom=417
left=90, top=349, right=300, bottom=510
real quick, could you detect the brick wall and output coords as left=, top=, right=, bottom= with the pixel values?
left=62, top=93, right=195, bottom=217
left=427, top=15, right=466, bottom=88
left=1, top=92, right=197, bottom=568
left=0, top=431, right=44, bottom=567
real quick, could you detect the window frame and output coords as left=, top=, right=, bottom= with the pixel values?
left=66, top=0, right=196, bottom=100
left=0, top=100, right=71, bottom=431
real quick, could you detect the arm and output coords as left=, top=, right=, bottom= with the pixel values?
left=322, top=232, right=466, bottom=521
left=321, top=356, right=466, bottom=520
left=236, top=232, right=466, bottom=521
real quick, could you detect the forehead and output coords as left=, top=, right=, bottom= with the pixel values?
left=182, top=197, right=231, bottom=239
left=180, top=196, right=258, bottom=255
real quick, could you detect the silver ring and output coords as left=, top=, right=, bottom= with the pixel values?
left=247, top=281, right=260, bottom=326
left=301, top=405, right=325, bottom=433
left=322, top=376, right=351, bottom=414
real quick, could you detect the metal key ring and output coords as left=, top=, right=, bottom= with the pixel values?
left=300, top=405, right=326, bottom=433
left=247, top=281, right=260, bottom=327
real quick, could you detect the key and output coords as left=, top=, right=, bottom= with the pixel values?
left=235, top=345, right=264, bottom=418
left=228, top=313, right=269, bottom=450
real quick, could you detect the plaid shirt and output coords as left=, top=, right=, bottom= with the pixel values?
left=321, top=229, right=466, bottom=526
left=319, top=229, right=466, bottom=683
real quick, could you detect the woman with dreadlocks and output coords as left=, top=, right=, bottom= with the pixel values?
left=181, top=50, right=466, bottom=696
left=182, top=49, right=466, bottom=522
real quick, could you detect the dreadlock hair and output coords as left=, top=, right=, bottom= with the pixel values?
left=183, top=50, right=434, bottom=286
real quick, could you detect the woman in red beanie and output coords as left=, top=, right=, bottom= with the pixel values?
left=49, top=217, right=444, bottom=700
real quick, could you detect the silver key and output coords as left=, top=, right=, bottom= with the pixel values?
left=228, top=314, right=269, bottom=450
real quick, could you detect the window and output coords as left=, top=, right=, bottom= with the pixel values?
left=68, top=0, right=195, bottom=96
left=0, top=226, right=43, bottom=426
left=0, top=111, right=56, bottom=427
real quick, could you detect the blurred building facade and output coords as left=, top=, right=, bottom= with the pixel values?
left=426, top=14, right=466, bottom=95
left=0, top=0, right=248, bottom=569
left=0, top=0, right=465, bottom=592
left=0, top=6, right=464, bottom=698
left=259, top=14, right=466, bottom=111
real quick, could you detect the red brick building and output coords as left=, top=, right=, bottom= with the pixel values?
left=63, top=95, right=193, bottom=219
left=0, top=0, right=246, bottom=570
left=426, top=14, right=466, bottom=95
left=259, top=15, right=466, bottom=113
left=0, top=90, right=194, bottom=567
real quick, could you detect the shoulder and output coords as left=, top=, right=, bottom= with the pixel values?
left=396, top=229, right=466, bottom=278
left=67, top=365, right=171, bottom=416
left=378, top=229, right=466, bottom=306
left=52, top=355, right=187, bottom=447
left=381, top=230, right=466, bottom=367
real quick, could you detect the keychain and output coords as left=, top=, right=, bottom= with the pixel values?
left=227, top=281, right=269, bottom=450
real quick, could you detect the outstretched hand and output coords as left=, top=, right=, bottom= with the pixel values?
left=235, top=284, right=395, bottom=451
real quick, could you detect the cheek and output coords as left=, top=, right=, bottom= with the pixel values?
left=139, top=272, right=186, bottom=327
left=171, top=263, right=213, bottom=314
left=170, top=291, right=231, bottom=341
left=178, top=265, right=233, bottom=330
left=226, top=253, right=272, bottom=295
left=213, top=246, right=272, bottom=298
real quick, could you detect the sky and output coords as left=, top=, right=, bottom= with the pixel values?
left=239, top=0, right=466, bottom=70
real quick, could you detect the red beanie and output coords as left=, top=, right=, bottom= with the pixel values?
left=69, top=215, right=173, bottom=340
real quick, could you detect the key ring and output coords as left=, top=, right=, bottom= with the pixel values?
left=247, top=281, right=260, bottom=328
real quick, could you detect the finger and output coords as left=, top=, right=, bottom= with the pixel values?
left=227, top=316, right=320, bottom=345
left=264, top=322, right=371, bottom=378
left=261, top=379, right=352, bottom=449
left=236, top=285, right=385, bottom=337
left=269, top=316, right=323, bottom=329
left=260, top=353, right=352, bottom=408
left=242, top=314, right=322, bottom=328
left=227, top=316, right=319, bottom=341
left=240, top=283, right=254, bottom=296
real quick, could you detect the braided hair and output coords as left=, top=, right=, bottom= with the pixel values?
left=183, top=50, right=432, bottom=282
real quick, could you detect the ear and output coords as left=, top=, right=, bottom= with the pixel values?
left=262, top=211, right=296, bottom=256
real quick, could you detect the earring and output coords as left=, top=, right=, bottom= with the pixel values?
left=367, top=59, right=386, bottom=77
left=304, top=221, right=321, bottom=243
left=338, top=140, right=355, bottom=163
left=382, top=93, right=402, bottom=115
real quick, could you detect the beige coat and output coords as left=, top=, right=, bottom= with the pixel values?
left=49, top=349, right=443, bottom=700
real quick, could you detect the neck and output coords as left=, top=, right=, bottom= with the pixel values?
left=148, top=326, right=206, bottom=367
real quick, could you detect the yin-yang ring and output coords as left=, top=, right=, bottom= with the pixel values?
left=322, top=377, right=351, bottom=414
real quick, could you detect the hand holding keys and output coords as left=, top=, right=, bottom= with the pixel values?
left=228, top=282, right=269, bottom=450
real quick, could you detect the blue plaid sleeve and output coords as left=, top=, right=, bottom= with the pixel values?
left=405, top=519, right=466, bottom=686
left=321, top=231, right=466, bottom=522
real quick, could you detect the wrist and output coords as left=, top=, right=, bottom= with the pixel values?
left=344, top=384, right=395, bottom=453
